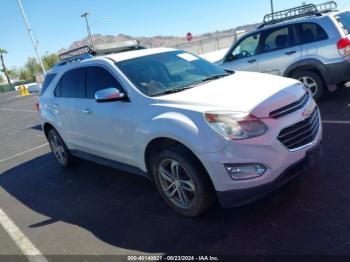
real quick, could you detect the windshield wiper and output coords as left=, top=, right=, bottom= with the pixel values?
left=152, top=87, right=189, bottom=97
left=200, top=74, right=229, bottom=83
left=162, top=88, right=188, bottom=94
left=185, top=74, right=229, bottom=89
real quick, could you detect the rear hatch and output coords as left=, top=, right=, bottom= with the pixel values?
left=334, top=11, right=350, bottom=36
left=334, top=11, right=350, bottom=56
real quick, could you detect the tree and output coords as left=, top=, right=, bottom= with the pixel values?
left=18, top=53, right=59, bottom=82
left=42, top=53, right=59, bottom=69
left=0, top=48, right=12, bottom=87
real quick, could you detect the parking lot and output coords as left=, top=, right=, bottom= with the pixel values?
left=0, top=86, right=350, bottom=258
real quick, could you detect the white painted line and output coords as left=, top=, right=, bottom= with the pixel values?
left=0, top=208, right=49, bottom=262
left=0, top=143, right=49, bottom=163
left=323, top=120, right=350, bottom=125
left=0, top=108, right=37, bottom=113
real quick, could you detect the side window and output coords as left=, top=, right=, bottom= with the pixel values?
left=60, top=68, right=85, bottom=98
left=40, top=73, right=56, bottom=96
left=85, top=66, right=123, bottom=99
left=261, top=26, right=292, bottom=53
left=229, top=33, right=261, bottom=60
left=54, top=80, right=61, bottom=97
left=297, top=23, right=328, bottom=44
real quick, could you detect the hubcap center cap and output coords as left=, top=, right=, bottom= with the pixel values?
left=174, top=180, right=180, bottom=188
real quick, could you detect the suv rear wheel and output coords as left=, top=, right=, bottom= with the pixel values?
left=48, top=129, right=76, bottom=168
left=292, top=70, right=325, bottom=101
left=151, top=145, right=214, bottom=217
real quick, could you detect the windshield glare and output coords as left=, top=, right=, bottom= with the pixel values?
left=115, top=51, right=230, bottom=97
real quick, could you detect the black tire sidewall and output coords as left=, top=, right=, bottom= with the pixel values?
left=151, top=146, right=214, bottom=217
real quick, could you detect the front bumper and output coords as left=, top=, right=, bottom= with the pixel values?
left=216, top=144, right=321, bottom=208
left=196, top=97, right=322, bottom=207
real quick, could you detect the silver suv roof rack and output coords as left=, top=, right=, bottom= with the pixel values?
left=57, top=40, right=145, bottom=66
left=259, top=1, right=338, bottom=28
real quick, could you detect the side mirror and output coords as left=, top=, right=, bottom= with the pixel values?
left=95, top=88, right=128, bottom=103
left=225, top=53, right=235, bottom=62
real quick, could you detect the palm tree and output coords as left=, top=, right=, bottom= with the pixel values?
left=0, top=48, right=12, bottom=87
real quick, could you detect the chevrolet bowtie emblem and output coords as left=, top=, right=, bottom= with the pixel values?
left=303, top=105, right=314, bottom=118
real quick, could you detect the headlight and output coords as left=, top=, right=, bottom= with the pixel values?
left=204, top=111, right=267, bottom=140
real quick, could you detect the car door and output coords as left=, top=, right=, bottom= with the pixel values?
left=220, top=32, right=262, bottom=72
left=258, top=25, right=302, bottom=76
left=50, top=70, right=83, bottom=148
left=70, top=65, right=134, bottom=165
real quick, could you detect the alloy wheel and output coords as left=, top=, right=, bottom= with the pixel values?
left=50, top=134, right=67, bottom=165
left=299, top=76, right=318, bottom=96
left=158, top=159, right=196, bottom=209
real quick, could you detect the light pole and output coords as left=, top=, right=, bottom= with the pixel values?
left=16, top=0, right=46, bottom=75
left=81, top=12, right=93, bottom=47
left=270, top=0, right=274, bottom=13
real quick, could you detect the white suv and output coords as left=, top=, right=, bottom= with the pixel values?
left=39, top=42, right=322, bottom=217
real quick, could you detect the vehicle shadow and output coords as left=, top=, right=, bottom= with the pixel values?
left=0, top=153, right=318, bottom=254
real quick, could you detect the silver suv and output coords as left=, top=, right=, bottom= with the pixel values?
left=217, top=1, right=350, bottom=100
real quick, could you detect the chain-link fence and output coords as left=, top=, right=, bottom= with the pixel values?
left=169, top=31, right=246, bottom=55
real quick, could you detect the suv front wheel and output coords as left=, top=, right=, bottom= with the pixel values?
left=152, top=145, right=214, bottom=217
left=292, top=70, right=325, bottom=101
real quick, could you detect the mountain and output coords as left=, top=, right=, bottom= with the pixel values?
left=58, top=23, right=260, bottom=54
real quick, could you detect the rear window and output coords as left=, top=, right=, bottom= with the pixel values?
left=40, top=73, right=56, bottom=95
left=297, top=23, right=328, bottom=44
left=335, top=12, right=350, bottom=35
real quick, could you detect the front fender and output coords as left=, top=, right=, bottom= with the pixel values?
left=133, top=111, right=229, bottom=171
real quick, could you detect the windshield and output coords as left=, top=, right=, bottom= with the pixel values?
left=115, top=50, right=231, bottom=97
left=335, top=11, right=350, bottom=35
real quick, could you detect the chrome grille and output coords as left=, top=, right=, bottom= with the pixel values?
left=278, top=109, right=320, bottom=151
left=270, top=92, right=310, bottom=119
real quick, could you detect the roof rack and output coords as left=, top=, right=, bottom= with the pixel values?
left=260, top=1, right=338, bottom=28
left=57, top=40, right=145, bottom=66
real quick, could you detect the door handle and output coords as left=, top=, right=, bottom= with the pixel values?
left=81, top=108, right=92, bottom=115
left=248, top=59, right=257, bottom=64
left=285, top=51, right=296, bottom=55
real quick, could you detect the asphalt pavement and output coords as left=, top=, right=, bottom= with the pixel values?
left=0, top=87, right=350, bottom=259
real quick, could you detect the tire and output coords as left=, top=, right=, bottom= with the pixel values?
left=47, top=129, right=76, bottom=168
left=292, top=70, right=325, bottom=101
left=151, top=145, right=214, bottom=217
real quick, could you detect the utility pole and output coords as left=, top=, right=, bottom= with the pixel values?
left=270, top=0, right=274, bottom=13
left=16, top=0, right=46, bottom=75
left=81, top=12, right=94, bottom=47
left=0, top=49, right=12, bottom=87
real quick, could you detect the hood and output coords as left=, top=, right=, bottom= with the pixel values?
left=156, top=71, right=306, bottom=118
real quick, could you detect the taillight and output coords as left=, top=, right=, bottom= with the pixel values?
left=337, top=37, right=350, bottom=56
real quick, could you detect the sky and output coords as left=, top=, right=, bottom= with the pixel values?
left=1, top=0, right=349, bottom=71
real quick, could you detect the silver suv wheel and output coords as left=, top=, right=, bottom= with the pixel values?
left=50, top=133, right=67, bottom=165
left=152, top=145, right=214, bottom=217
left=158, top=159, right=196, bottom=209
left=292, top=70, right=325, bottom=101
left=298, top=76, right=318, bottom=96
